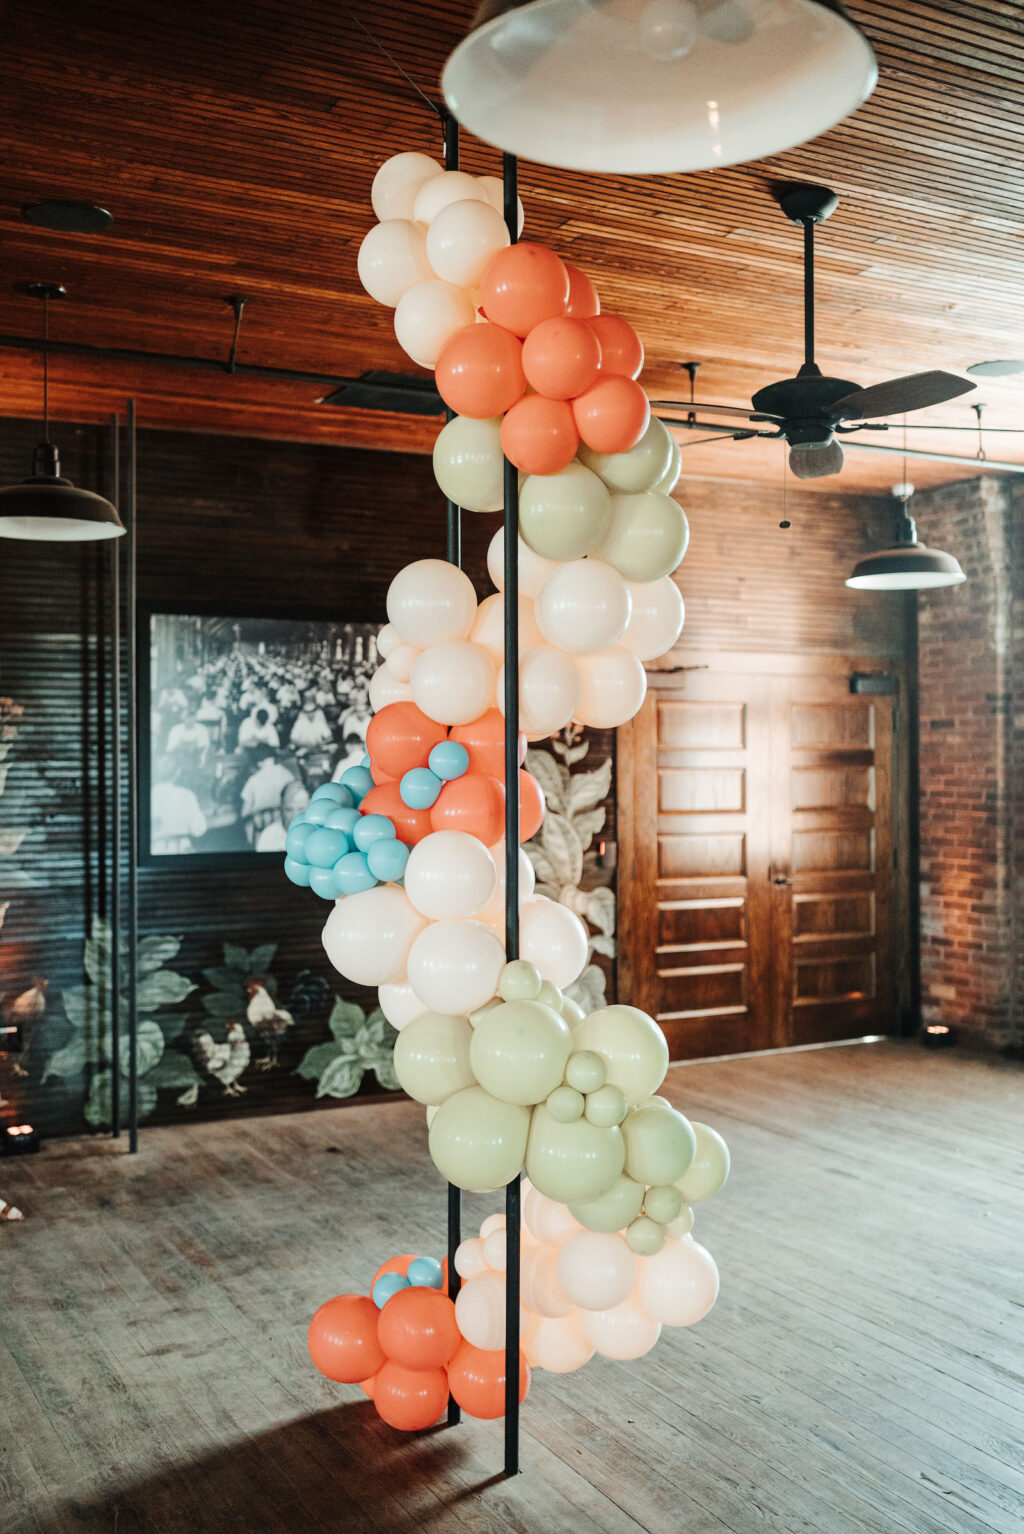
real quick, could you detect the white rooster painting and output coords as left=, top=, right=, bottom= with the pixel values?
left=192, top=1020, right=251, bottom=1096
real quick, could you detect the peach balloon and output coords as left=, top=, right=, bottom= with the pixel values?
left=522, top=316, right=602, bottom=399
left=394, top=279, right=477, bottom=368
left=471, top=593, right=543, bottom=663
left=520, top=1245, right=575, bottom=1317
left=369, top=662, right=412, bottom=713
left=574, top=647, right=648, bottom=729
left=357, top=219, right=434, bottom=307
left=581, top=1297, right=662, bottom=1361
left=426, top=198, right=510, bottom=287
left=525, top=1311, right=595, bottom=1374
left=412, top=169, right=488, bottom=226
left=435, top=323, right=526, bottom=418
left=573, top=376, right=651, bottom=455
left=500, top=395, right=579, bottom=476
left=486, top=529, right=559, bottom=600
left=564, top=263, right=601, bottom=319
left=588, top=313, right=644, bottom=379
left=480, top=243, right=570, bottom=338
left=499, top=645, right=581, bottom=738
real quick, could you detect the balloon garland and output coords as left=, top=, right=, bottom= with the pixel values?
left=296, top=150, right=729, bottom=1436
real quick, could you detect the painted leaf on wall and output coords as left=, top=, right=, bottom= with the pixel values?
left=525, top=750, right=569, bottom=812
left=316, top=1054, right=363, bottom=1099
left=136, top=970, right=196, bottom=1012
left=540, top=812, right=584, bottom=888
left=295, top=1041, right=343, bottom=1081
left=568, top=757, right=612, bottom=818
left=119, top=1018, right=165, bottom=1078
left=138, top=935, right=183, bottom=973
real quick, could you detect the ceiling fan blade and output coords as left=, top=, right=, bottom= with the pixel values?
left=650, top=399, right=759, bottom=418
left=789, top=440, right=845, bottom=479
left=831, top=371, right=976, bottom=422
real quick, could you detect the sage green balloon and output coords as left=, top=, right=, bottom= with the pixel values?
left=560, top=994, right=586, bottom=1027
left=569, top=1172, right=644, bottom=1233
left=393, top=1011, right=475, bottom=1106
left=595, top=490, right=689, bottom=582
left=546, top=1084, right=585, bottom=1123
left=536, top=979, right=565, bottom=1014
left=519, top=461, right=611, bottom=561
left=565, top=1049, right=606, bottom=1095
left=526, top=1103, right=625, bottom=1204
left=627, top=1215, right=666, bottom=1256
left=469, top=996, right=502, bottom=1028
left=470, top=999, right=572, bottom=1105
left=578, top=416, right=674, bottom=494
left=666, top=1204, right=695, bottom=1238
left=572, top=1004, right=669, bottom=1106
left=644, top=1183, right=683, bottom=1225
left=584, top=1082, right=627, bottom=1128
left=622, top=1103, right=697, bottom=1187
left=428, top=1085, right=530, bottom=1192
left=499, top=959, right=543, bottom=1002
left=674, top=1121, right=730, bottom=1204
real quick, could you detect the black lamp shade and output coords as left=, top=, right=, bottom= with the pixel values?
left=0, top=443, right=124, bottom=542
left=846, top=542, right=965, bottom=591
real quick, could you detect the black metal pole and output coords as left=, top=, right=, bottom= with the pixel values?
left=125, top=401, right=140, bottom=1153
left=109, top=415, right=122, bottom=1137
left=803, top=219, right=815, bottom=368
left=501, top=150, right=522, bottom=1480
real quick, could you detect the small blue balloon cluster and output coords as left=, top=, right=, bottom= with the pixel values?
left=399, top=739, right=471, bottom=810
left=284, top=757, right=410, bottom=899
left=372, top=1255, right=444, bottom=1309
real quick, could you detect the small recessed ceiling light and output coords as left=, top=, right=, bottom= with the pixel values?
left=965, top=359, right=1024, bottom=378
left=21, top=200, right=113, bottom=234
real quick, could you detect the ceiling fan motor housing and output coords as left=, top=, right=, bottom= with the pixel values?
left=750, top=369, right=861, bottom=445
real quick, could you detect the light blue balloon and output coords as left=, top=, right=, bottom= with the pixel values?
left=361, top=753, right=372, bottom=770
left=401, top=767, right=442, bottom=810
left=309, top=865, right=342, bottom=900
left=406, top=1256, right=444, bottom=1290
left=372, top=1272, right=410, bottom=1309
left=340, top=764, right=374, bottom=804
left=304, top=826, right=351, bottom=869
left=367, top=838, right=410, bottom=884
left=284, top=820, right=314, bottom=862
left=324, top=806, right=360, bottom=835
left=428, top=740, right=470, bottom=781
left=311, top=781, right=348, bottom=805
left=334, top=850, right=377, bottom=895
left=303, top=798, right=333, bottom=827
left=284, top=856, right=312, bottom=888
left=353, top=813, right=397, bottom=853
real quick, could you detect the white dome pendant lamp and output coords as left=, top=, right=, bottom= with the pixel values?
left=442, top=0, right=877, bottom=174
left=847, top=485, right=966, bottom=592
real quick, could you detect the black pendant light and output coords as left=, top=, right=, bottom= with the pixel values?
left=0, top=283, right=124, bottom=542
left=847, top=484, right=966, bottom=591
left=442, top=0, right=877, bottom=174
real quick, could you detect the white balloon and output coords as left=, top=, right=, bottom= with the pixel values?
left=520, top=1244, right=576, bottom=1317
left=377, top=980, right=428, bottom=1030
left=557, top=1231, right=638, bottom=1311
left=638, top=1235, right=720, bottom=1327
left=371, top=152, right=443, bottom=221
left=394, top=279, right=476, bottom=368
left=477, top=175, right=525, bottom=236
left=620, top=577, right=684, bottom=661
left=322, top=886, right=426, bottom=988
left=454, top=1236, right=489, bottom=1280
left=578, top=416, right=675, bottom=493
left=520, top=895, right=589, bottom=988
left=413, top=170, right=488, bottom=226
left=499, top=646, right=581, bottom=737
left=433, top=415, right=505, bottom=513
left=471, top=592, right=543, bottom=663
left=387, top=558, right=477, bottom=648
left=375, top=622, right=401, bottom=659
left=357, top=219, right=434, bottom=307
left=404, top=831, right=497, bottom=920
left=407, top=918, right=505, bottom=1015
left=426, top=199, right=510, bottom=287
left=535, top=559, right=631, bottom=654
left=385, top=642, right=420, bottom=683
left=411, top=641, right=496, bottom=725
left=525, top=1311, right=594, bottom=1373
left=476, top=842, right=536, bottom=933
left=487, top=529, right=558, bottom=599
left=581, top=1297, right=662, bottom=1360
left=368, top=662, right=412, bottom=712
left=519, top=461, right=611, bottom=562
left=455, top=1271, right=507, bottom=1350
left=575, top=647, right=647, bottom=728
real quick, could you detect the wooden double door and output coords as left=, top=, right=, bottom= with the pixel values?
left=619, top=659, right=903, bottom=1058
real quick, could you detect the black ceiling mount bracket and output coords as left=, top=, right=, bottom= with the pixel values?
left=25, top=282, right=67, bottom=303
left=776, top=183, right=839, bottom=225
left=680, top=361, right=701, bottom=423
left=223, top=295, right=246, bottom=374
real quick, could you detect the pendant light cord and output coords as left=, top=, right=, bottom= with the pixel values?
left=42, top=292, right=49, bottom=441
left=338, top=3, right=441, bottom=118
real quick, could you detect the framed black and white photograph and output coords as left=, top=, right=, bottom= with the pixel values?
left=141, top=610, right=381, bottom=865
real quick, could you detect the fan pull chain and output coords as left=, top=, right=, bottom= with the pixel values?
left=779, top=445, right=791, bottom=529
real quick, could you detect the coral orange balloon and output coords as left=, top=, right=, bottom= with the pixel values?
left=521, top=316, right=602, bottom=400
left=362, top=781, right=434, bottom=845
left=373, top=1362, right=450, bottom=1431
left=430, top=772, right=506, bottom=845
left=370, top=1253, right=418, bottom=1290
left=450, top=708, right=526, bottom=778
left=435, top=323, right=526, bottom=418
left=565, top=263, right=600, bottom=320
left=308, top=1295, right=387, bottom=1384
left=480, top=244, right=570, bottom=338
left=447, top=1342, right=530, bottom=1420
left=573, top=376, right=651, bottom=455
left=366, top=702, right=447, bottom=780
left=519, top=769, right=545, bottom=842
left=371, top=760, right=396, bottom=786
left=359, top=1373, right=378, bottom=1400
left=377, top=1286, right=461, bottom=1371
left=588, top=314, right=644, bottom=379
left=501, top=395, right=579, bottom=476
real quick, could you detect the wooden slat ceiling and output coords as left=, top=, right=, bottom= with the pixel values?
left=0, top=0, right=1022, bottom=492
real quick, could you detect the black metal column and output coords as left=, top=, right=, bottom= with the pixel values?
left=125, top=401, right=140, bottom=1153
left=108, top=415, right=122, bottom=1136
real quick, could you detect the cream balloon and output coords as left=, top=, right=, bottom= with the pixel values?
left=479, top=1212, right=505, bottom=1241
left=674, top=1122, right=731, bottom=1203
left=519, top=461, right=611, bottom=561
left=432, top=416, right=505, bottom=513
left=428, top=1085, right=530, bottom=1192
left=653, top=432, right=682, bottom=494
left=526, top=1104, right=625, bottom=1204
left=524, top=1312, right=594, bottom=1374
left=482, top=1229, right=508, bottom=1272
left=475, top=843, right=536, bottom=932
left=407, top=918, right=505, bottom=1016
left=639, top=1235, right=720, bottom=1327
left=595, top=490, right=690, bottom=582
left=368, top=662, right=412, bottom=713
left=426, top=198, right=510, bottom=287
left=371, top=152, right=443, bottom=221
left=534, top=558, right=632, bottom=654
left=470, top=998, right=572, bottom=1105
left=523, top=1188, right=584, bottom=1247
left=357, top=219, right=434, bottom=307
left=471, top=593, right=543, bottom=662
left=571, top=1004, right=670, bottom=1106
left=499, top=646, right=581, bottom=737
left=574, top=647, right=647, bottom=729
left=454, top=1271, right=508, bottom=1350
left=377, top=980, right=428, bottom=1030
left=520, top=895, right=589, bottom=989
left=454, top=1236, right=489, bottom=1280
left=557, top=1231, right=637, bottom=1311
left=487, top=529, right=558, bottom=599
left=393, top=1010, right=476, bottom=1105
left=384, top=642, right=419, bottom=683
left=477, top=175, right=525, bottom=236
left=578, top=416, right=675, bottom=493
left=411, top=640, right=496, bottom=725
left=581, top=1297, right=662, bottom=1361
left=394, top=279, right=477, bottom=368
left=404, top=831, right=497, bottom=920
left=620, top=577, right=684, bottom=661
left=499, top=959, right=543, bottom=1002
left=387, top=559, right=477, bottom=647
left=413, top=170, right=488, bottom=226
left=520, top=1244, right=575, bottom=1318
left=375, top=622, right=401, bottom=659
left=569, top=1172, right=645, bottom=1234
left=322, top=885, right=427, bottom=988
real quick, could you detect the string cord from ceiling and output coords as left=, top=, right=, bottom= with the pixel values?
left=338, top=1, right=441, bottom=119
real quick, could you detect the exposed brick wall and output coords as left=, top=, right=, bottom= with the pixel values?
left=914, top=475, right=1023, bottom=1053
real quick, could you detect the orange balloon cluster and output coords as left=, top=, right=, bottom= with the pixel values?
left=434, top=242, right=649, bottom=476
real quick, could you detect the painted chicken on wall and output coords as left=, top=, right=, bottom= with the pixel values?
left=192, top=1019, right=251, bottom=1097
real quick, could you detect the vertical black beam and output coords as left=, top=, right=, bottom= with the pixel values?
left=125, top=401, right=140, bottom=1153
left=906, top=594, right=922, bottom=1036
left=109, top=415, right=122, bottom=1137
left=501, top=149, right=522, bottom=1480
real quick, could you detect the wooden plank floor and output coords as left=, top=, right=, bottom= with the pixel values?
left=2, top=1040, right=1022, bottom=1534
